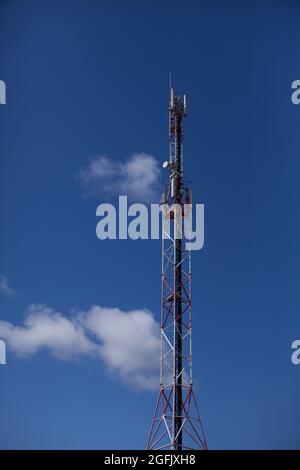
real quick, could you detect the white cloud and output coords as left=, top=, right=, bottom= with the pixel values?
left=79, top=306, right=160, bottom=390
left=76, top=153, right=161, bottom=202
left=0, top=275, right=15, bottom=298
left=0, top=304, right=97, bottom=359
left=0, top=304, right=160, bottom=390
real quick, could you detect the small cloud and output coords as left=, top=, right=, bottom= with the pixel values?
left=0, top=276, right=16, bottom=298
left=0, top=303, right=160, bottom=390
left=79, top=306, right=160, bottom=390
left=0, top=304, right=97, bottom=360
left=76, top=153, right=161, bottom=203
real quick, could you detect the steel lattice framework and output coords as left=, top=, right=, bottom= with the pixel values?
left=147, top=85, right=208, bottom=451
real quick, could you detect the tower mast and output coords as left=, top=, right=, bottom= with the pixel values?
left=147, top=84, right=207, bottom=450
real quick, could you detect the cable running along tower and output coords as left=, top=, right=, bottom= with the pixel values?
left=147, top=84, right=207, bottom=450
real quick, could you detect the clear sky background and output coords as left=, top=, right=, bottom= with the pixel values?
left=1, top=0, right=300, bottom=450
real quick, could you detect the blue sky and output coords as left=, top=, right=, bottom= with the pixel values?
left=1, top=0, right=300, bottom=449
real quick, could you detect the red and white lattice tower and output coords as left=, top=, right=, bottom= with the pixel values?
left=147, top=83, right=208, bottom=450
